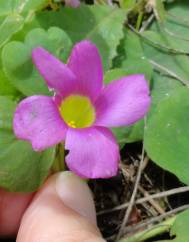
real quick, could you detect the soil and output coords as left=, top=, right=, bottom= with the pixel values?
left=1, top=143, right=189, bottom=242
left=90, top=142, right=189, bottom=241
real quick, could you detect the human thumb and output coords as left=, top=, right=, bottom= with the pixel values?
left=17, top=171, right=105, bottom=242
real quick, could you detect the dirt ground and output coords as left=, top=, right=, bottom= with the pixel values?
left=90, top=142, right=189, bottom=241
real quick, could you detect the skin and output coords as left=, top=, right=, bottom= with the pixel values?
left=0, top=172, right=105, bottom=242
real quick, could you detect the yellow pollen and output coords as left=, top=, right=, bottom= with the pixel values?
left=59, top=95, right=95, bottom=128
left=68, top=120, right=76, bottom=128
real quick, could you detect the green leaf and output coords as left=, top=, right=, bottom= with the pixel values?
left=142, top=25, right=189, bottom=54
left=144, top=87, right=189, bottom=185
left=154, top=0, right=166, bottom=22
left=112, top=120, right=144, bottom=147
left=120, top=57, right=152, bottom=81
left=104, top=64, right=152, bottom=84
left=2, top=27, right=72, bottom=96
left=119, top=0, right=136, bottom=10
left=124, top=29, right=144, bottom=59
left=0, top=0, right=48, bottom=15
left=0, top=0, right=50, bottom=98
left=168, top=209, right=189, bottom=242
left=0, top=69, right=18, bottom=96
left=0, top=96, right=16, bottom=129
left=141, top=2, right=189, bottom=86
left=142, top=39, right=189, bottom=86
left=113, top=29, right=144, bottom=67
left=119, top=210, right=189, bottom=242
left=0, top=96, right=55, bottom=192
left=0, top=130, right=55, bottom=192
left=113, top=29, right=153, bottom=81
left=150, top=72, right=182, bottom=112
left=154, top=209, right=189, bottom=242
left=35, top=5, right=125, bottom=70
left=166, top=0, right=189, bottom=19
left=0, top=0, right=48, bottom=49
left=13, top=0, right=49, bottom=14
left=0, top=14, right=24, bottom=49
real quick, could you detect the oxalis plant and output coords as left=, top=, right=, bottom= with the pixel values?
left=1, top=0, right=189, bottom=241
left=14, top=42, right=150, bottom=178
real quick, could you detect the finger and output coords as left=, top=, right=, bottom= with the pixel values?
left=17, top=172, right=105, bottom=242
left=0, top=189, right=34, bottom=237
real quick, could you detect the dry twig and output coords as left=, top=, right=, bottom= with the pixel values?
left=124, top=204, right=189, bottom=234
left=98, top=186, right=189, bottom=215
left=115, top=145, right=146, bottom=241
left=121, top=161, right=165, bottom=215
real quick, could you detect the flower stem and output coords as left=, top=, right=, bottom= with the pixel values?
left=52, top=143, right=66, bottom=173
left=136, top=11, right=143, bottom=31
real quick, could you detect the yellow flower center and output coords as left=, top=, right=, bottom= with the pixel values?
left=59, top=95, right=95, bottom=128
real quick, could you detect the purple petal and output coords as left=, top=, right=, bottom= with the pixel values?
left=65, top=126, right=119, bottom=178
left=95, top=74, right=151, bottom=127
left=14, top=96, right=67, bottom=151
left=65, top=0, right=80, bottom=7
left=32, top=47, right=77, bottom=97
left=68, top=40, right=103, bottom=101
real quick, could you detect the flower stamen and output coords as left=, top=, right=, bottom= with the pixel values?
left=59, top=95, right=95, bottom=128
left=68, top=120, right=76, bottom=128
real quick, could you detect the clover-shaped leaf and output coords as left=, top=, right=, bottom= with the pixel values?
left=0, top=96, right=16, bottom=129
left=0, top=69, right=18, bottom=96
left=0, top=130, right=55, bottom=192
left=0, top=0, right=49, bottom=49
left=35, top=5, right=125, bottom=70
left=144, top=87, right=189, bottom=185
left=2, top=27, right=72, bottom=96
left=0, top=96, right=55, bottom=192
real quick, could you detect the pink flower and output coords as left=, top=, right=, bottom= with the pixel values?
left=13, top=40, right=151, bottom=178
left=64, top=0, right=80, bottom=8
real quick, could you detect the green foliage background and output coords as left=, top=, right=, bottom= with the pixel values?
left=1, top=0, right=189, bottom=240
left=0, top=0, right=188, bottom=194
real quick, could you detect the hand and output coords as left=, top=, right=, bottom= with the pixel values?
left=0, top=172, right=105, bottom=242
